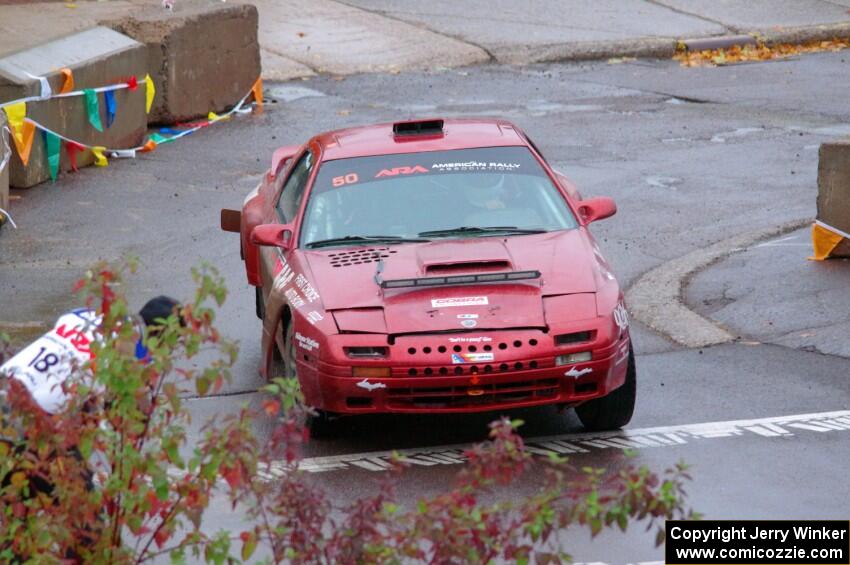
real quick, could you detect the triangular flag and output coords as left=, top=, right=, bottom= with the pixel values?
left=127, top=75, right=138, bottom=91
left=207, top=111, right=229, bottom=122
left=251, top=77, right=263, bottom=113
left=810, top=222, right=846, bottom=261
left=144, top=74, right=155, bottom=114
left=84, top=89, right=103, bottom=132
left=43, top=130, right=61, bottom=181
left=16, top=121, right=36, bottom=167
left=59, top=68, right=74, bottom=94
left=66, top=141, right=84, bottom=172
left=3, top=102, right=26, bottom=150
left=91, top=146, right=108, bottom=167
left=24, top=72, right=52, bottom=101
left=104, top=90, right=116, bottom=128
left=148, top=132, right=171, bottom=145
left=139, top=139, right=157, bottom=153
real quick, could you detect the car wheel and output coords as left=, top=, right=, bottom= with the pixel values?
left=575, top=343, right=636, bottom=432
left=282, top=320, right=337, bottom=438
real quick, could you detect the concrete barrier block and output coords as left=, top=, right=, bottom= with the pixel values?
left=817, top=140, right=850, bottom=257
left=106, top=1, right=260, bottom=124
left=0, top=26, right=147, bottom=188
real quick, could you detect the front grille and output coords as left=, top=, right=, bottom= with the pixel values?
left=398, top=359, right=544, bottom=377
left=393, top=333, right=548, bottom=377
left=387, top=378, right=559, bottom=408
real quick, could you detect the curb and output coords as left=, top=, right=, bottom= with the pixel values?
left=499, top=22, right=850, bottom=66
left=625, top=219, right=812, bottom=349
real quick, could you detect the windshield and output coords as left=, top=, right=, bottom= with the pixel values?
left=300, top=146, right=577, bottom=248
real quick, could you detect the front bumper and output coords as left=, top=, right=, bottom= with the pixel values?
left=296, top=328, right=631, bottom=414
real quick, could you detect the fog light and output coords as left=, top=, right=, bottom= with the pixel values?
left=352, top=367, right=392, bottom=378
left=555, top=351, right=592, bottom=366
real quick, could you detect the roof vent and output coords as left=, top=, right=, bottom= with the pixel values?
left=393, top=119, right=444, bottom=137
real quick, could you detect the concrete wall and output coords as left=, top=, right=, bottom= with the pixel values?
left=0, top=27, right=148, bottom=188
left=817, top=140, right=850, bottom=257
left=106, top=0, right=260, bottom=124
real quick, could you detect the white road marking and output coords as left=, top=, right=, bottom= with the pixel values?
left=293, top=410, right=850, bottom=474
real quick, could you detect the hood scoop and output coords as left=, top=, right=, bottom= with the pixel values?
left=425, top=260, right=511, bottom=274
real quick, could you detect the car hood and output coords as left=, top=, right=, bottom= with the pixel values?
left=304, top=229, right=598, bottom=333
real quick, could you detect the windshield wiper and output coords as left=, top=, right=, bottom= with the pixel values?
left=307, top=235, right=431, bottom=249
left=417, top=226, right=548, bottom=238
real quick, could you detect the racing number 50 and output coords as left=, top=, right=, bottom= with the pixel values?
left=332, top=173, right=358, bottom=187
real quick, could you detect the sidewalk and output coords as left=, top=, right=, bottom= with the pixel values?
left=686, top=228, right=850, bottom=359
left=3, top=0, right=850, bottom=81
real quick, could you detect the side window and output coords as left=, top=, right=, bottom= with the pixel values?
left=276, top=151, right=313, bottom=222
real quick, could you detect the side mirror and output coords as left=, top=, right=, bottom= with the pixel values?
left=250, top=223, right=295, bottom=250
left=577, top=197, right=617, bottom=224
left=220, top=208, right=241, bottom=233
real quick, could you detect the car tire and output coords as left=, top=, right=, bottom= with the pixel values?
left=575, top=343, right=636, bottom=432
left=282, top=320, right=337, bottom=438
left=255, top=286, right=265, bottom=320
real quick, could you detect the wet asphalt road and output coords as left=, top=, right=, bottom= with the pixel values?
left=2, top=52, right=850, bottom=562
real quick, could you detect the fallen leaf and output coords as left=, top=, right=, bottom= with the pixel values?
left=296, top=31, right=306, bottom=38
left=336, top=109, right=351, bottom=116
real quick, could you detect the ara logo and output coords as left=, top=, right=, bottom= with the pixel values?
left=375, top=165, right=428, bottom=177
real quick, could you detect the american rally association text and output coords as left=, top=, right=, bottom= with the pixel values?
left=670, top=525, right=849, bottom=545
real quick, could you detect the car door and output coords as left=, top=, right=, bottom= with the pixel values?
left=259, top=149, right=315, bottom=310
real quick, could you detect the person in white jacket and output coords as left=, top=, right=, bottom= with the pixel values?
left=1, top=296, right=180, bottom=415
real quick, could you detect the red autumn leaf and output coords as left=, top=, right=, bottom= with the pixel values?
left=154, top=527, right=171, bottom=548
left=263, top=399, right=281, bottom=416
left=221, top=463, right=243, bottom=490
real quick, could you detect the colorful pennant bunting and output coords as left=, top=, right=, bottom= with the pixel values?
left=66, top=141, right=84, bottom=172
left=84, top=89, right=103, bottom=132
left=104, top=90, right=116, bottom=128
left=92, top=146, right=108, bottom=167
left=251, top=78, right=263, bottom=114
left=3, top=102, right=26, bottom=152
left=43, top=130, right=61, bottom=181
left=59, top=68, right=74, bottom=94
left=16, top=122, right=36, bottom=167
left=144, top=74, right=155, bottom=114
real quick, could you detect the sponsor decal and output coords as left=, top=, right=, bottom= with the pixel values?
left=565, top=367, right=593, bottom=378
left=306, top=311, right=324, bottom=324
left=615, top=342, right=629, bottom=365
left=448, top=336, right=492, bottom=343
left=294, top=332, right=319, bottom=352
left=356, top=379, right=386, bottom=391
left=452, top=352, right=495, bottom=364
left=457, top=313, right=478, bottom=319
left=613, top=302, right=629, bottom=330
left=431, top=162, right=521, bottom=172
left=273, top=256, right=296, bottom=290
left=460, top=319, right=477, bottom=328
left=431, top=296, right=488, bottom=308
left=284, top=288, right=305, bottom=309
left=294, top=273, right=320, bottom=303
left=375, top=165, right=428, bottom=177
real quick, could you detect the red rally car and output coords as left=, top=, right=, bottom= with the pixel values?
left=221, top=118, right=635, bottom=436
